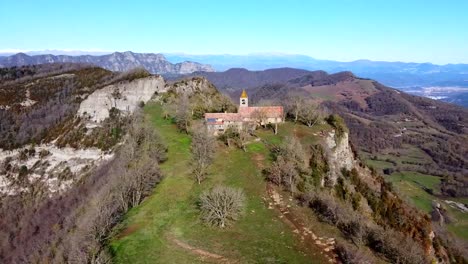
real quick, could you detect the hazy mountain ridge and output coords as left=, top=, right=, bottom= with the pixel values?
left=0, top=51, right=214, bottom=75
left=166, top=54, right=468, bottom=105
left=183, top=66, right=468, bottom=107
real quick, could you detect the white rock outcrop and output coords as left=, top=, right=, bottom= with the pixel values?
left=323, top=130, right=355, bottom=185
left=78, top=76, right=166, bottom=122
left=0, top=145, right=113, bottom=195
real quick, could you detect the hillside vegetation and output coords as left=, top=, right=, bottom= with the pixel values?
left=1, top=64, right=467, bottom=263
left=111, top=103, right=327, bottom=263
left=187, top=69, right=468, bottom=198
left=111, top=99, right=465, bottom=263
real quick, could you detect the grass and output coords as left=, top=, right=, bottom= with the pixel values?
left=110, top=103, right=325, bottom=263
left=365, top=159, right=395, bottom=171
left=385, top=171, right=468, bottom=241
left=256, top=121, right=330, bottom=147
left=361, top=144, right=434, bottom=174
left=385, top=171, right=441, bottom=213
left=446, top=207, right=468, bottom=240
left=443, top=197, right=468, bottom=240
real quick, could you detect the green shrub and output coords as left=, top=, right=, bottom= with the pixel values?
left=325, top=114, right=348, bottom=139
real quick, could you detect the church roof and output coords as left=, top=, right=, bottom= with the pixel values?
left=238, top=106, right=283, bottom=118
left=205, top=112, right=242, bottom=121
left=205, top=105, right=284, bottom=123
left=240, top=89, right=248, bottom=98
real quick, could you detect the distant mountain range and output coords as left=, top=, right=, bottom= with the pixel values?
left=0, top=51, right=214, bottom=75
left=165, top=53, right=468, bottom=87
left=2, top=51, right=468, bottom=107
left=165, top=54, right=468, bottom=107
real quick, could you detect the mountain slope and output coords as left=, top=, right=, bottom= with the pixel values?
left=0, top=64, right=166, bottom=195
left=0, top=51, right=214, bottom=74
left=188, top=68, right=468, bottom=197
left=0, top=64, right=168, bottom=263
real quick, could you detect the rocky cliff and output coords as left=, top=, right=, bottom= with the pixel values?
left=0, top=65, right=166, bottom=196
left=0, top=51, right=215, bottom=74
left=323, top=130, right=355, bottom=185
left=78, top=75, right=166, bottom=122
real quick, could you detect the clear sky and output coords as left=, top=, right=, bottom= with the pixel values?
left=1, top=0, right=467, bottom=64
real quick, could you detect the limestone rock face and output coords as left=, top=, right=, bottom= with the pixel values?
left=170, top=77, right=217, bottom=96
left=323, top=130, right=355, bottom=185
left=174, top=61, right=214, bottom=74
left=78, top=76, right=166, bottom=122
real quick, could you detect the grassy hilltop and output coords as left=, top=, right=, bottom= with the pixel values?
left=111, top=103, right=333, bottom=263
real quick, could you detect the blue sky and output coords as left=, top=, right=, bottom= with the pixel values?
left=1, top=0, right=467, bottom=64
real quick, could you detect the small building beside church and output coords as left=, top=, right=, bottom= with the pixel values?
left=204, top=90, right=283, bottom=134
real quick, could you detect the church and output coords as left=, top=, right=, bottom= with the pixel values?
left=204, top=90, right=284, bottom=134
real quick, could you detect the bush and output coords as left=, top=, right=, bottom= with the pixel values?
left=199, top=186, right=245, bottom=228
left=39, top=149, right=51, bottom=158
left=325, top=114, right=348, bottom=139
left=335, top=242, right=374, bottom=264
left=365, top=227, right=428, bottom=264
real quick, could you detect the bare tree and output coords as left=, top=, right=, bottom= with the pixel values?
left=175, top=94, right=191, bottom=132
left=199, top=186, right=245, bottom=228
left=236, top=126, right=250, bottom=152
left=267, top=156, right=299, bottom=194
left=281, top=136, right=308, bottom=170
left=285, top=96, right=305, bottom=122
left=298, top=102, right=321, bottom=127
left=191, top=125, right=216, bottom=184
left=267, top=136, right=307, bottom=194
left=251, top=108, right=268, bottom=128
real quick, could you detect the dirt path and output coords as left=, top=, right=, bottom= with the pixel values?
left=249, top=145, right=338, bottom=262
left=266, top=184, right=340, bottom=263
left=170, top=236, right=234, bottom=263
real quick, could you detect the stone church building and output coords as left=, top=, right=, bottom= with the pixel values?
left=204, top=90, right=284, bottom=134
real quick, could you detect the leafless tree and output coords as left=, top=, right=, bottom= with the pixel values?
left=175, top=94, right=191, bottom=132
left=267, top=136, right=308, bottom=194
left=199, top=186, right=245, bottom=228
left=285, top=96, right=305, bottom=122
left=281, top=136, right=308, bottom=170
left=251, top=108, right=268, bottom=128
left=267, top=156, right=299, bottom=194
left=298, top=102, right=322, bottom=128
left=191, top=125, right=216, bottom=184
left=236, top=126, right=250, bottom=152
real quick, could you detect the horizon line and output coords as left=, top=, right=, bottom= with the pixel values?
left=1, top=49, right=467, bottom=66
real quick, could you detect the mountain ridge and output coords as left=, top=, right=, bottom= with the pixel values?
left=0, top=51, right=214, bottom=75
left=165, top=53, right=468, bottom=90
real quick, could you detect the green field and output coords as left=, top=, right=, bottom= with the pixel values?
left=110, top=103, right=326, bottom=263
left=444, top=197, right=468, bottom=240
left=362, top=144, right=434, bottom=174
left=385, top=171, right=468, bottom=241
left=446, top=207, right=468, bottom=240
left=385, top=171, right=440, bottom=213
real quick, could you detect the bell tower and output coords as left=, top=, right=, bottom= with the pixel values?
left=240, top=89, right=248, bottom=107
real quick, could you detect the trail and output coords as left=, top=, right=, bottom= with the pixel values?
left=248, top=142, right=339, bottom=263
left=266, top=184, right=340, bottom=263
left=170, top=236, right=233, bottom=264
